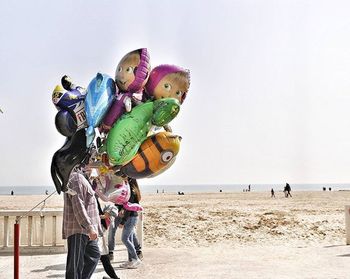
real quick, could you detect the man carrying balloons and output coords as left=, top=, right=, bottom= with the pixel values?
left=51, top=47, right=191, bottom=277
left=62, top=172, right=102, bottom=279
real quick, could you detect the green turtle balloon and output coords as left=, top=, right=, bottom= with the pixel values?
left=105, top=98, right=180, bottom=166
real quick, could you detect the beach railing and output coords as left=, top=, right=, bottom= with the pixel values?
left=0, top=209, right=143, bottom=254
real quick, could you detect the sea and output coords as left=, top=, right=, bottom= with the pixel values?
left=0, top=183, right=350, bottom=195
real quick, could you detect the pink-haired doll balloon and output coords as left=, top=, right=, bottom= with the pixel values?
left=101, top=48, right=150, bottom=133
left=145, top=64, right=190, bottom=104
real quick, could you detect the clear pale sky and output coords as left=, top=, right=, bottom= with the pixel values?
left=1, top=0, right=350, bottom=187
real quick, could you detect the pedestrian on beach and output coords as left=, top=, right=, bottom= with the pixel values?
left=271, top=188, right=275, bottom=198
left=62, top=172, right=102, bottom=279
left=108, top=204, right=142, bottom=261
left=119, top=178, right=143, bottom=269
left=285, top=183, right=292, bottom=197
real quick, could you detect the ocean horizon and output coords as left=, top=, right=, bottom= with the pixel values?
left=0, top=183, right=349, bottom=195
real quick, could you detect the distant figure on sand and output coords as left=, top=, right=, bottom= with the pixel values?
left=285, top=183, right=292, bottom=198
left=11, top=190, right=14, bottom=196
left=271, top=188, right=275, bottom=198
left=329, top=187, right=332, bottom=191
left=248, top=184, right=251, bottom=192
left=45, top=190, right=49, bottom=195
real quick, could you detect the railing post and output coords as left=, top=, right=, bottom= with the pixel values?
left=136, top=212, right=143, bottom=248
left=3, top=216, right=9, bottom=247
left=40, top=216, right=45, bottom=246
left=28, top=216, right=33, bottom=246
left=14, top=220, right=20, bottom=279
left=52, top=216, right=57, bottom=246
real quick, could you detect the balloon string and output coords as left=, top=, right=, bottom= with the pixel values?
left=16, top=190, right=57, bottom=222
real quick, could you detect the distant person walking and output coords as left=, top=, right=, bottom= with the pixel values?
left=248, top=184, right=251, bottom=192
left=11, top=190, right=14, bottom=196
left=271, top=188, right=275, bottom=198
left=285, top=183, right=292, bottom=198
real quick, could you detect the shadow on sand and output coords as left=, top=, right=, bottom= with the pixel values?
left=31, top=263, right=66, bottom=278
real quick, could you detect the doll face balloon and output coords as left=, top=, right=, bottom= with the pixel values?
left=145, top=65, right=190, bottom=104
left=153, top=72, right=190, bottom=103
left=115, top=52, right=139, bottom=91
left=115, top=48, right=150, bottom=92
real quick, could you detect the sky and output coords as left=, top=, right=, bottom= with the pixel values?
left=2, top=0, right=350, bottom=187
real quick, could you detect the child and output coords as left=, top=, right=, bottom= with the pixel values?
left=96, top=198, right=120, bottom=279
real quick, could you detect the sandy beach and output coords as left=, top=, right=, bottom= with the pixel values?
left=1, top=190, right=350, bottom=278
left=0, top=190, right=348, bottom=247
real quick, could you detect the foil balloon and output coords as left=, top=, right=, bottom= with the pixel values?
left=85, top=73, right=116, bottom=147
left=145, top=64, right=191, bottom=104
left=50, top=129, right=90, bottom=194
left=101, top=48, right=151, bottom=133
left=55, top=110, right=77, bottom=137
left=61, top=75, right=85, bottom=93
left=95, top=174, right=143, bottom=211
left=115, top=48, right=150, bottom=93
left=52, top=82, right=87, bottom=131
left=106, top=98, right=180, bottom=166
left=119, top=132, right=181, bottom=179
left=100, top=92, right=132, bottom=133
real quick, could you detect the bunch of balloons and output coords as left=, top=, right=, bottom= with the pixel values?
left=51, top=48, right=190, bottom=208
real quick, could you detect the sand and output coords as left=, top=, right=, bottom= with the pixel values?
left=0, top=190, right=348, bottom=248
left=1, top=191, right=350, bottom=278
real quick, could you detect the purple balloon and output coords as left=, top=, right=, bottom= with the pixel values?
left=101, top=92, right=133, bottom=131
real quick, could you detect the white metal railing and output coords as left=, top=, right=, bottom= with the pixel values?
left=0, top=209, right=143, bottom=254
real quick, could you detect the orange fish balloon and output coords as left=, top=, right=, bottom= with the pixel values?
left=119, top=132, right=181, bottom=179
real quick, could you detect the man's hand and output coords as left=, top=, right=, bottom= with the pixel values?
left=88, top=228, right=98, bottom=241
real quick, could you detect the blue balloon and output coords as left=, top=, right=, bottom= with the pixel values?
left=85, top=73, right=116, bottom=147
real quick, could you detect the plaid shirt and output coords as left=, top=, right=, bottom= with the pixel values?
left=62, top=172, right=102, bottom=239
